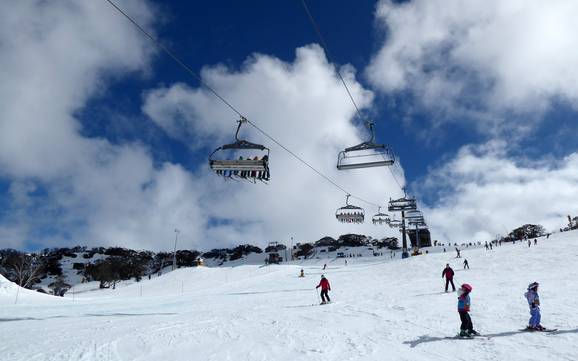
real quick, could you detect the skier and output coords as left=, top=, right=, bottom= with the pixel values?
left=457, top=283, right=479, bottom=337
left=442, top=264, right=456, bottom=292
left=299, top=269, right=305, bottom=277
left=316, top=275, right=331, bottom=304
left=463, top=259, right=469, bottom=270
left=534, top=238, right=537, bottom=245
left=344, top=260, right=348, bottom=266
left=528, top=239, right=531, bottom=247
left=455, top=248, right=461, bottom=258
left=524, top=282, right=545, bottom=330
left=323, top=264, right=327, bottom=270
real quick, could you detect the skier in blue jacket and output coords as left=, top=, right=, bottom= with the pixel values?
left=525, top=282, right=544, bottom=330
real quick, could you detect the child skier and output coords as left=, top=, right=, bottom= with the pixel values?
left=457, top=283, right=479, bottom=337
left=524, top=282, right=545, bottom=330
left=316, top=275, right=331, bottom=304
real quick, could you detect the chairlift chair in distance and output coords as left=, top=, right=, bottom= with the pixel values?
left=404, top=210, right=423, bottom=220
left=372, top=207, right=390, bottom=225
left=407, top=218, right=427, bottom=228
left=209, top=117, right=270, bottom=183
left=407, top=217, right=425, bottom=225
left=388, top=219, right=403, bottom=228
left=388, top=196, right=417, bottom=212
left=337, top=122, right=395, bottom=170
left=335, top=195, right=365, bottom=224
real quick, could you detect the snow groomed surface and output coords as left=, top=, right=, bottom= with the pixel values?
left=1, top=231, right=578, bottom=361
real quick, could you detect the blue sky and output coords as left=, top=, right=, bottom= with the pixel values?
left=1, top=0, right=578, bottom=251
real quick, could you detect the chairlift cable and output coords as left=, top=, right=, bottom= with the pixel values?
left=104, top=0, right=382, bottom=209
left=301, top=0, right=363, bottom=120
left=104, top=0, right=244, bottom=119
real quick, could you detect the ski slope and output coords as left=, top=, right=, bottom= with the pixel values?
left=2, top=231, right=578, bottom=361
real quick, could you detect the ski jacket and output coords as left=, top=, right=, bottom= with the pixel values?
left=525, top=290, right=540, bottom=309
left=458, top=293, right=470, bottom=312
left=317, top=278, right=331, bottom=291
left=442, top=267, right=455, bottom=280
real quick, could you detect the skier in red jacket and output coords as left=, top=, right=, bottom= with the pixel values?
left=442, top=264, right=456, bottom=292
left=316, top=275, right=331, bottom=304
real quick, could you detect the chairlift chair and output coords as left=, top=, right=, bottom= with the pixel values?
left=209, top=117, right=270, bottom=183
left=404, top=210, right=423, bottom=220
left=337, top=122, right=395, bottom=170
left=335, top=195, right=365, bottom=224
left=388, top=219, right=403, bottom=228
left=407, top=218, right=426, bottom=227
left=388, top=196, right=417, bottom=212
left=372, top=207, right=390, bottom=225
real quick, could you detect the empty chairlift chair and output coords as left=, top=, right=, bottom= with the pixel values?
left=337, top=122, right=395, bottom=170
left=335, top=195, right=365, bottom=224
left=209, top=117, right=270, bottom=183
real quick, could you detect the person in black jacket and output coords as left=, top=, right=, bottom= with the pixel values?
left=442, top=264, right=456, bottom=292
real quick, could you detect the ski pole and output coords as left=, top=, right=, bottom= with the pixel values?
left=315, top=288, right=320, bottom=304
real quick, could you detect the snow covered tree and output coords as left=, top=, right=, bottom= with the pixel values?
left=509, top=224, right=546, bottom=240
left=2, top=252, right=44, bottom=288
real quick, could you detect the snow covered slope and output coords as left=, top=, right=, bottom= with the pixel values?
left=1, top=231, right=577, bottom=361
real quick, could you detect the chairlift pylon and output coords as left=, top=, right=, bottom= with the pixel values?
left=209, top=117, right=271, bottom=183
left=337, top=122, right=395, bottom=170
left=372, top=207, right=390, bottom=225
left=335, top=194, right=365, bottom=224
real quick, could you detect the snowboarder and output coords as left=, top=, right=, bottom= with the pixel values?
left=442, top=264, right=456, bottom=292
left=463, top=259, right=469, bottom=270
left=457, top=283, right=478, bottom=337
left=316, top=275, right=331, bottom=304
left=299, top=269, right=305, bottom=277
left=524, top=282, right=544, bottom=330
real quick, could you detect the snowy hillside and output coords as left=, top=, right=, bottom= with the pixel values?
left=1, top=231, right=577, bottom=361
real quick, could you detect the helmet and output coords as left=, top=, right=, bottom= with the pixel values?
left=321, top=275, right=325, bottom=279
left=528, top=282, right=539, bottom=290
left=461, top=284, right=473, bottom=293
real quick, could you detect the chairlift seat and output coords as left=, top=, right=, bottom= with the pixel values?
left=210, top=159, right=267, bottom=172
left=337, top=143, right=395, bottom=170
left=388, top=197, right=417, bottom=212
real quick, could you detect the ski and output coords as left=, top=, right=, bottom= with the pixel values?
left=518, top=328, right=557, bottom=332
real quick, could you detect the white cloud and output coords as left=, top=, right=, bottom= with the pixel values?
left=0, top=1, right=404, bottom=251
left=417, top=141, right=578, bottom=242
left=0, top=0, right=209, bottom=250
left=367, top=0, right=578, bottom=133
